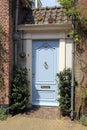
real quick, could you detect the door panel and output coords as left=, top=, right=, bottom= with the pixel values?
left=32, top=40, right=59, bottom=106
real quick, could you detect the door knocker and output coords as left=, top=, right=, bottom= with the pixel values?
left=44, top=61, right=48, bottom=69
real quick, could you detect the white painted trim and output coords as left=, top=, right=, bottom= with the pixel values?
left=23, top=33, right=72, bottom=106
left=23, top=33, right=66, bottom=40
left=26, top=40, right=32, bottom=105
left=32, top=102, right=58, bottom=107
left=66, top=39, right=73, bottom=69
left=18, top=24, right=71, bottom=33
left=59, top=39, right=66, bottom=71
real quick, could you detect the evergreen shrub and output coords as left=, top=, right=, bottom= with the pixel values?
left=10, top=67, right=29, bottom=114
left=56, top=68, right=72, bottom=116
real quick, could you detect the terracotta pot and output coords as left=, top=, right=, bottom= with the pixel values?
left=48, top=18, right=54, bottom=23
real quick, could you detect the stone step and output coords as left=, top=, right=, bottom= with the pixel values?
left=27, top=106, right=60, bottom=119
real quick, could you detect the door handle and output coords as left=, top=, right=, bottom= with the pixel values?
left=44, top=61, right=48, bottom=69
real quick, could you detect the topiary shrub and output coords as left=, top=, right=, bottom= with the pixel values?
left=10, top=67, right=29, bottom=114
left=56, top=68, right=72, bottom=116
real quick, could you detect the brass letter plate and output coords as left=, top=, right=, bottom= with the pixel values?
left=41, top=86, right=50, bottom=89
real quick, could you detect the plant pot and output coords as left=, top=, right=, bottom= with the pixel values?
left=48, top=18, right=54, bottom=23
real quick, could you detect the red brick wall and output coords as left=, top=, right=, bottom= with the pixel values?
left=78, top=0, right=87, bottom=16
left=75, top=44, right=87, bottom=113
left=75, top=1, right=87, bottom=81
left=0, top=0, right=30, bottom=106
left=0, top=0, right=13, bottom=105
left=78, top=0, right=87, bottom=7
left=75, top=0, right=87, bottom=113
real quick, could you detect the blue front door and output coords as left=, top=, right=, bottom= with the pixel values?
left=32, top=40, right=59, bottom=106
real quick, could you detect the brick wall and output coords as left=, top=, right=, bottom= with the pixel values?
left=78, top=0, right=87, bottom=16
left=75, top=44, right=87, bottom=114
left=0, top=0, right=13, bottom=105
left=78, top=0, right=87, bottom=7
left=0, top=0, right=30, bottom=106
left=75, top=0, right=87, bottom=114
left=75, top=0, right=87, bottom=81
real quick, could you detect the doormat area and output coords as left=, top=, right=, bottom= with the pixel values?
left=26, top=106, right=60, bottom=119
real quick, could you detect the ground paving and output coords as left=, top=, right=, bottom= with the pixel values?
left=0, top=115, right=87, bottom=130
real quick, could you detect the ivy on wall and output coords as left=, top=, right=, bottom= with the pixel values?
left=57, top=0, right=87, bottom=44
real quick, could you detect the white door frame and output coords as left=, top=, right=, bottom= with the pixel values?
left=25, top=32, right=66, bottom=106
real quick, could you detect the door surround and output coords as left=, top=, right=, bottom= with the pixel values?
left=25, top=33, right=66, bottom=106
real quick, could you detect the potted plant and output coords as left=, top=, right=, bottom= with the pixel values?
left=37, top=14, right=43, bottom=21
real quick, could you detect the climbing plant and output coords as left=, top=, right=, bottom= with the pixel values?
left=57, top=0, right=87, bottom=44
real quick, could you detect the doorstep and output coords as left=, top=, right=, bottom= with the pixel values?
left=27, top=106, right=60, bottom=119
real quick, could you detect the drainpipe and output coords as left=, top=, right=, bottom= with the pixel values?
left=71, top=0, right=75, bottom=120
left=14, top=0, right=19, bottom=64
left=15, top=0, right=19, bottom=32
